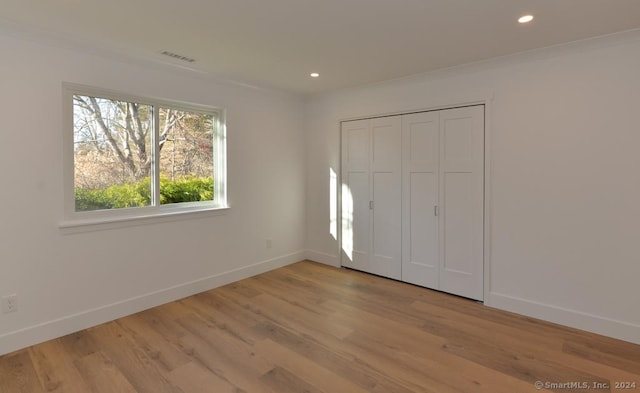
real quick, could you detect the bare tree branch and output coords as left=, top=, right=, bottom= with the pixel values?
left=88, top=97, right=136, bottom=176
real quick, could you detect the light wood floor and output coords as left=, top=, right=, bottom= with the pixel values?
left=1, top=261, right=639, bottom=393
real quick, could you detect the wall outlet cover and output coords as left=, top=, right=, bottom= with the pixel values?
left=2, top=294, right=18, bottom=313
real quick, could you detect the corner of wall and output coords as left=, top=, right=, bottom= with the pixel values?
left=305, top=250, right=340, bottom=267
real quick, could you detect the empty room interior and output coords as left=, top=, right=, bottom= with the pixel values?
left=1, top=1, right=640, bottom=392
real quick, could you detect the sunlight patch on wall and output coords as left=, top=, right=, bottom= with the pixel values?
left=341, top=183, right=354, bottom=261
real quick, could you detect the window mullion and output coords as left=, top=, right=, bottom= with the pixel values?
left=151, top=105, right=161, bottom=206
left=215, top=113, right=227, bottom=205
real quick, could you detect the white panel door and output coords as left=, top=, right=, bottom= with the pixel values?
left=439, top=106, right=484, bottom=300
left=370, top=117, right=402, bottom=279
left=341, top=117, right=401, bottom=280
left=341, top=119, right=370, bottom=272
left=401, top=111, right=440, bottom=287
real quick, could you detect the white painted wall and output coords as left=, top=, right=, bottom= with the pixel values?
left=305, top=30, right=640, bottom=344
left=0, top=34, right=307, bottom=355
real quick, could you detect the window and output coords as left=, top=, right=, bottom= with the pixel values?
left=63, top=84, right=227, bottom=226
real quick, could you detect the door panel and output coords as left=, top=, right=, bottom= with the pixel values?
left=371, top=171, right=401, bottom=279
left=439, top=106, right=484, bottom=300
left=409, top=173, right=438, bottom=268
left=402, top=112, right=439, bottom=288
left=408, top=172, right=439, bottom=276
left=347, top=130, right=369, bottom=170
left=370, top=117, right=402, bottom=279
left=410, top=123, right=438, bottom=166
left=341, top=117, right=401, bottom=280
left=344, top=120, right=370, bottom=170
left=372, top=122, right=397, bottom=167
left=345, top=172, right=370, bottom=270
left=341, top=120, right=370, bottom=270
left=443, top=117, right=472, bottom=162
left=443, top=172, right=473, bottom=274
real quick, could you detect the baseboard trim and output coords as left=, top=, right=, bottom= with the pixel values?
left=0, top=251, right=305, bottom=356
left=305, top=249, right=340, bottom=267
left=488, top=292, right=640, bottom=345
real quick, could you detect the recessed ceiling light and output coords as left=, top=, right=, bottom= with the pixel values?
left=518, top=15, right=534, bottom=24
left=310, top=72, right=320, bottom=78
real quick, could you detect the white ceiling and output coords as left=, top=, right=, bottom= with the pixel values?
left=2, top=0, right=640, bottom=95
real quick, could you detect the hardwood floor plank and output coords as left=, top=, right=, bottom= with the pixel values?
left=58, top=330, right=102, bottom=359
left=249, top=292, right=354, bottom=339
left=135, top=306, right=191, bottom=344
left=181, top=292, right=263, bottom=346
left=115, top=313, right=192, bottom=373
left=28, top=340, right=92, bottom=393
left=175, top=312, right=273, bottom=376
left=248, top=273, right=340, bottom=315
left=260, top=366, right=325, bottom=393
left=167, top=362, right=236, bottom=393
left=173, top=318, right=276, bottom=393
left=324, top=298, right=447, bottom=352
left=0, top=350, right=45, bottom=393
left=86, top=322, right=180, bottom=393
left=216, top=287, right=353, bottom=341
left=221, top=280, right=262, bottom=299
left=73, top=351, right=138, bottom=393
left=255, top=338, right=372, bottom=393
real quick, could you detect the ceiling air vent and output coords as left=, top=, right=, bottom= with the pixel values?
left=159, top=50, right=196, bottom=63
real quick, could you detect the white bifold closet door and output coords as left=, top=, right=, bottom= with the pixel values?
left=401, top=106, right=484, bottom=300
left=341, top=116, right=402, bottom=280
left=341, top=105, right=484, bottom=301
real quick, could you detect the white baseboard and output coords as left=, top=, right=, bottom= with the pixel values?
left=0, top=251, right=305, bottom=356
left=305, top=249, right=340, bottom=267
left=487, top=292, right=640, bottom=345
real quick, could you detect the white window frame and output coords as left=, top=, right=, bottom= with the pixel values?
left=61, top=83, right=228, bottom=231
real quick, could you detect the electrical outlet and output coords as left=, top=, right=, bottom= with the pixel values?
left=2, top=294, right=18, bottom=313
left=266, top=238, right=272, bottom=249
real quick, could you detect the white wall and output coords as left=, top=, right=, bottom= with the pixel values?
left=0, top=34, right=307, bottom=355
left=305, top=30, right=640, bottom=344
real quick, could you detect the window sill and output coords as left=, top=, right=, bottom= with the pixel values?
left=59, top=206, right=230, bottom=234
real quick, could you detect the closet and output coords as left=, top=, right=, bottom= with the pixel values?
left=340, top=105, right=484, bottom=301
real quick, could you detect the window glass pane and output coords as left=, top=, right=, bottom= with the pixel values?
left=73, top=95, right=152, bottom=211
left=158, top=108, right=214, bottom=204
